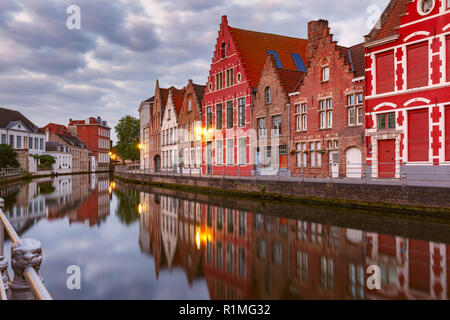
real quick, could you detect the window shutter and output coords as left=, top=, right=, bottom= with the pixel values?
left=408, top=108, right=429, bottom=162
left=376, top=51, right=395, bottom=94
left=446, top=106, right=450, bottom=161
left=447, top=36, right=450, bottom=82
left=407, top=41, right=429, bottom=89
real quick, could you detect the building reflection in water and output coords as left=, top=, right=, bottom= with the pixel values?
left=137, top=190, right=450, bottom=300
left=0, top=174, right=112, bottom=233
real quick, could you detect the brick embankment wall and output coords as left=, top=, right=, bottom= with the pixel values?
left=114, top=172, right=450, bottom=213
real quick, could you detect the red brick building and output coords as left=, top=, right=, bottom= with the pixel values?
left=148, top=80, right=170, bottom=172
left=201, top=16, right=307, bottom=176
left=68, top=117, right=111, bottom=170
left=290, top=20, right=366, bottom=178
left=177, top=80, right=205, bottom=175
left=364, top=0, right=450, bottom=179
left=252, top=54, right=304, bottom=176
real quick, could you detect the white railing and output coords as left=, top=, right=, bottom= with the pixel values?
left=0, top=168, right=23, bottom=178
left=0, top=199, right=52, bottom=300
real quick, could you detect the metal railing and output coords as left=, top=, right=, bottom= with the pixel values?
left=0, top=198, right=52, bottom=300
left=116, top=161, right=450, bottom=188
left=0, top=168, right=23, bottom=178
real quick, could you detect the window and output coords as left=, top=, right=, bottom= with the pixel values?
left=227, top=210, right=234, bottom=234
left=216, top=104, right=223, bottom=130
left=207, top=107, right=213, bottom=129
left=216, top=241, right=223, bottom=269
left=35, top=138, right=38, bottom=150
left=258, top=239, right=266, bottom=260
left=237, top=73, right=241, bottom=82
left=227, top=101, right=234, bottom=129
left=238, top=138, right=246, bottom=165
left=221, top=42, right=226, bottom=59
left=322, top=66, right=329, bottom=82
left=216, top=72, right=223, bottom=90
left=320, top=257, right=334, bottom=289
left=1, top=134, right=6, bottom=144
left=272, top=115, right=282, bottom=136
left=295, top=103, right=307, bottom=131
left=297, top=251, right=308, bottom=281
left=216, top=208, right=224, bottom=230
left=319, top=99, right=333, bottom=129
left=188, top=99, right=192, bottom=112
left=238, top=211, right=246, bottom=236
left=16, top=136, right=21, bottom=149
left=407, top=41, right=429, bottom=89
left=309, top=142, right=322, bottom=167
left=296, top=143, right=302, bottom=167
left=257, top=118, right=266, bottom=137
left=347, top=93, right=363, bottom=126
left=238, top=248, right=246, bottom=278
left=417, top=0, right=435, bottom=15
left=376, top=51, right=395, bottom=94
left=447, top=36, right=450, bottom=82
left=226, top=139, right=234, bottom=165
left=265, top=87, right=271, bottom=104
left=377, top=113, right=396, bottom=130
left=272, top=243, right=282, bottom=264
left=226, top=68, right=234, bottom=87
left=238, top=98, right=246, bottom=127
left=216, top=140, right=223, bottom=165
left=226, top=243, right=234, bottom=274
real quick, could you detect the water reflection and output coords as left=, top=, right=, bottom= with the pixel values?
left=0, top=176, right=449, bottom=300
left=137, top=188, right=450, bottom=300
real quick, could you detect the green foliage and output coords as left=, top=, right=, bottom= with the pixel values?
left=114, top=188, right=140, bottom=225
left=0, top=144, right=20, bottom=168
left=22, top=172, right=33, bottom=180
left=32, top=154, right=56, bottom=169
left=38, top=181, right=56, bottom=194
left=114, top=115, right=140, bottom=161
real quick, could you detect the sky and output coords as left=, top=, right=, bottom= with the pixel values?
left=0, top=0, right=390, bottom=142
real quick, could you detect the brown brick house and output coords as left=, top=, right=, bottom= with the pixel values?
left=177, top=79, right=205, bottom=175
left=289, top=20, right=366, bottom=178
left=252, top=54, right=304, bottom=176
left=149, top=80, right=170, bottom=172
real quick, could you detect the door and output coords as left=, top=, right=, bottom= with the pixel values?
left=346, top=147, right=362, bottom=178
left=256, top=148, right=261, bottom=175
left=329, top=152, right=339, bottom=178
left=378, top=139, right=395, bottom=178
left=408, top=108, right=429, bottom=162
left=446, top=106, right=450, bottom=161
left=207, top=142, right=212, bottom=174
left=154, top=155, right=161, bottom=173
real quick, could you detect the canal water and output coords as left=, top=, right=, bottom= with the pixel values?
left=1, top=174, right=450, bottom=300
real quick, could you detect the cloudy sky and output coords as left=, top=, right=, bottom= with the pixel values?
left=0, top=0, right=389, bottom=142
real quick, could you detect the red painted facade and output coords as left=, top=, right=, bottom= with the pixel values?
left=201, top=16, right=307, bottom=176
left=365, top=0, right=450, bottom=178
left=68, top=117, right=111, bottom=168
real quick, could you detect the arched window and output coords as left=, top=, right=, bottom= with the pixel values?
left=221, top=42, right=226, bottom=58
left=265, top=87, right=271, bottom=104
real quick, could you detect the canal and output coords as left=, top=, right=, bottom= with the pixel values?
left=1, top=173, right=450, bottom=300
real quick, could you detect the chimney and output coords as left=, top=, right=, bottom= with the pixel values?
left=307, top=19, right=329, bottom=60
left=221, top=15, right=228, bottom=25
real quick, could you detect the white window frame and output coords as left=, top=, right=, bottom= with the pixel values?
left=226, top=139, right=234, bottom=165
left=238, top=137, right=246, bottom=165
left=216, top=140, right=223, bottom=165
left=322, top=66, right=330, bottom=82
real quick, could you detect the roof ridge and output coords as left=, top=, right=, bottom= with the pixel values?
left=230, top=26, right=307, bottom=41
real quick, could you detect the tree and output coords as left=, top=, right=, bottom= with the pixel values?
left=115, top=115, right=140, bottom=161
left=0, top=144, right=20, bottom=168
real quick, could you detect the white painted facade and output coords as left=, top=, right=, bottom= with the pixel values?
left=161, top=91, right=180, bottom=172
left=139, top=99, right=152, bottom=170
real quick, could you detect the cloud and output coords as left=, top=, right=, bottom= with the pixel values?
left=0, top=0, right=390, bottom=142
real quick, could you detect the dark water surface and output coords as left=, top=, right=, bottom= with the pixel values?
left=1, top=174, right=450, bottom=300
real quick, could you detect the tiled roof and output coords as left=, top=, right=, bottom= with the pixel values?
left=349, top=43, right=365, bottom=78
left=366, top=0, right=410, bottom=42
left=57, top=133, right=88, bottom=149
left=193, top=84, right=206, bottom=104
left=0, top=107, right=41, bottom=133
left=229, top=27, right=308, bottom=88
left=170, top=87, right=186, bottom=117
left=159, top=88, right=170, bottom=106
left=276, top=68, right=305, bottom=94
left=144, top=96, right=154, bottom=103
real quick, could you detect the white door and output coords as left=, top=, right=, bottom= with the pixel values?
left=346, top=147, right=362, bottom=178
left=330, top=152, right=339, bottom=178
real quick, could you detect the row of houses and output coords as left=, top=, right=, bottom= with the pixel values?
left=139, top=191, right=450, bottom=300
left=139, top=0, right=450, bottom=179
left=0, top=107, right=112, bottom=174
